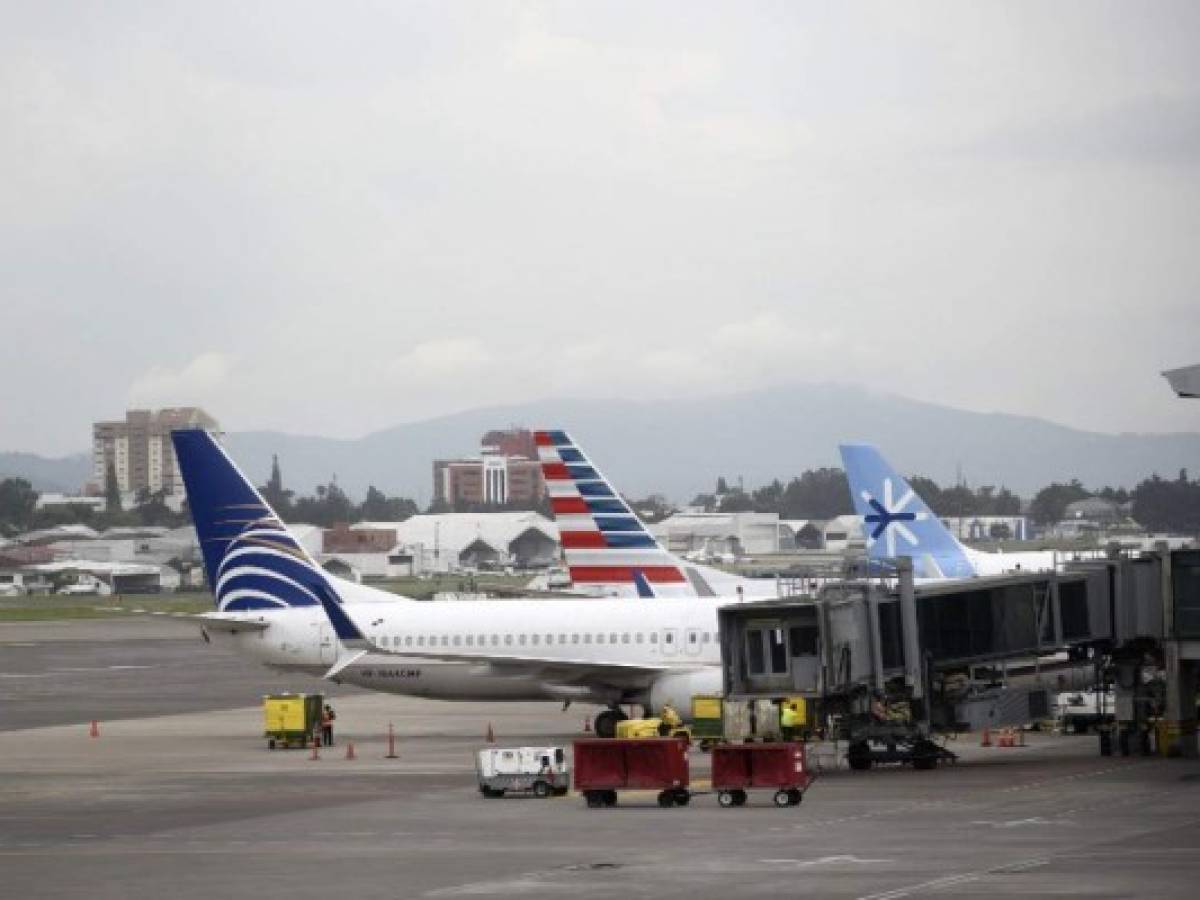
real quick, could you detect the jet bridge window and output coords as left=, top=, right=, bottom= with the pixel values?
left=745, top=626, right=789, bottom=676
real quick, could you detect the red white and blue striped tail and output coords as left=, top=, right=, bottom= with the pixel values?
left=533, top=429, right=700, bottom=599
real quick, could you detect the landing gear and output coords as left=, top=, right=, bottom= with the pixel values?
left=594, top=707, right=628, bottom=738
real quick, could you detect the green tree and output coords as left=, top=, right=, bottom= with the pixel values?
left=259, top=454, right=294, bottom=519
left=359, top=485, right=419, bottom=521
left=0, top=477, right=38, bottom=531
left=718, top=490, right=754, bottom=513
left=104, top=462, right=123, bottom=514
left=1030, top=480, right=1091, bottom=525
left=779, top=468, right=851, bottom=519
left=1131, top=473, right=1200, bottom=534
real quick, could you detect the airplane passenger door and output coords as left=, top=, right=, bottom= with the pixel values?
left=661, top=628, right=679, bottom=656
left=684, top=628, right=702, bottom=657
left=315, top=623, right=334, bottom=664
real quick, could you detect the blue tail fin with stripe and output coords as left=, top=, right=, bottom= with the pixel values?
left=172, top=429, right=330, bottom=610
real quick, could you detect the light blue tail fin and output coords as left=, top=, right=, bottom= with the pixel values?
left=172, top=429, right=331, bottom=610
left=838, top=443, right=976, bottom=579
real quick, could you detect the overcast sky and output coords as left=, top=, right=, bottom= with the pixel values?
left=3, top=1, right=1198, bottom=455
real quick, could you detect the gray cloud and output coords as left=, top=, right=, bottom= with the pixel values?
left=2, top=1, right=1198, bottom=454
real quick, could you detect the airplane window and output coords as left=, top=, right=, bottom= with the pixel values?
left=610, top=633, right=618, bottom=644
left=702, top=632, right=711, bottom=643
left=650, top=633, right=658, bottom=644
left=504, top=634, right=513, bottom=645
left=466, top=635, right=474, bottom=646
left=441, top=636, right=449, bottom=647
left=405, top=636, right=413, bottom=647
left=597, top=634, right=605, bottom=644
left=635, top=633, right=644, bottom=644
left=546, top=634, right=554, bottom=644
left=417, top=636, right=425, bottom=646
left=453, top=635, right=462, bottom=646
left=664, top=632, right=674, bottom=644
left=584, top=634, right=592, bottom=644
left=491, top=635, right=499, bottom=646
left=519, top=634, right=527, bottom=645
left=559, top=634, right=567, bottom=644
left=572, top=634, right=580, bottom=644
left=531, top=634, right=540, bottom=645
left=688, top=632, right=698, bottom=644
left=478, top=635, right=486, bottom=646
left=621, top=633, right=630, bottom=644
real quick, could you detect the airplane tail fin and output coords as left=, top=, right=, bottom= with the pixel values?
left=172, top=429, right=330, bottom=610
left=838, top=443, right=976, bottom=579
left=533, top=429, right=697, bottom=598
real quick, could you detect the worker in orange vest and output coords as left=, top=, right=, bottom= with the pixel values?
left=321, top=703, right=336, bottom=747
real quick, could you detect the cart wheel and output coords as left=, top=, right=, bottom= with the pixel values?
left=585, top=791, right=604, bottom=808
left=848, top=741, right=872, bottom=771
left=733, top=789, right=748, bottom=807
left=787, top=789, right=802, bottom=806
left=718, top=791, right=737, bottom=808
left=674, top=790, right=690, bottom=807
left=773, top=790, right=792, bottom=808
left=533, top=781, right=550, bottom=798
left=657, top=791, right=675, bottom=808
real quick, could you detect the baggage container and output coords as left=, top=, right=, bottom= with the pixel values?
left=574, top=738, right=691, bottom=808
left=711, top=742, right=813, bottom=808
left=263, top=693, right=322, bottom=749
left=475, top=746, right=570, bottom=798
left=691, top=695, right=725, bottom=747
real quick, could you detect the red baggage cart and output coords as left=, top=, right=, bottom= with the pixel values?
left=711, top=742, right=813, bottom=808
left=573, top=738, right=691, bottom=808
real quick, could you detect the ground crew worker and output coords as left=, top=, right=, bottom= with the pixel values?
left=660, top=702, right=682, bottom=729
left=780, top=701, right=800, bottom=741
left=321, top=703, right=336, bottom=746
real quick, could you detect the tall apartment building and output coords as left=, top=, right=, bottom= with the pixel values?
left=91, top=408, right=219, bottom=497
left=433, top=428, right=544, bottom=508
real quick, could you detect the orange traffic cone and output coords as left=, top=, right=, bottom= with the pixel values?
left=486, top=722, right=495, bottom=744
left=89, top=720, right=100, bottom=739
left=981, top=727, right=992, bottom=747
left=345, top=741, right=356, bottom=760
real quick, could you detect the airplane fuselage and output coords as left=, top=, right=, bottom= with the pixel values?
left=215, top=578, right=728, bottom=707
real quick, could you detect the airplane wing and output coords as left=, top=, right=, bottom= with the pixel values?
left=130, top=611, right=271, bottom=634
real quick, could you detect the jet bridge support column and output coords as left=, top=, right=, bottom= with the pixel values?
left=897, top=557, right=927, bottom=728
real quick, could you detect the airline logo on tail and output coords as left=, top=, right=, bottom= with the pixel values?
left=533, top=429, right=693, bottom=598
left=859, top=479, right=928, bottom=558
left=173, top=429, right=330, bottom=611
left=839, top=443, right=977, bottom=579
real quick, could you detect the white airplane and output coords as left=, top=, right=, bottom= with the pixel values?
left=531, top=428, right=780, bottom=599
left=174, top=429, right=725, bottom=736
left=839, top=443, right=1059, bottom=579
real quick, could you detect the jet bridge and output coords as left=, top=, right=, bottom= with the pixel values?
left=719, top=548, right=1198, bottom=762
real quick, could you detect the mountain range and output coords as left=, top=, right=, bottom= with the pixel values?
left=3, top=385, right=1198, bottom=502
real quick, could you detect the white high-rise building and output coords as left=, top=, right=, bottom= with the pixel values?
left=91, top=408, right=219, bottom=498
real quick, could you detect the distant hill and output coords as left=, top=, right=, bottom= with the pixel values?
left=222, top=385, right=1200, bottom=502
left=5, top=385, right=1198, bottom=502
left=0, top=452, right=92, bottom=493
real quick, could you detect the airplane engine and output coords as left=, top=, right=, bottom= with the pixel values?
left=644, top=668, right=723, bottom=715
